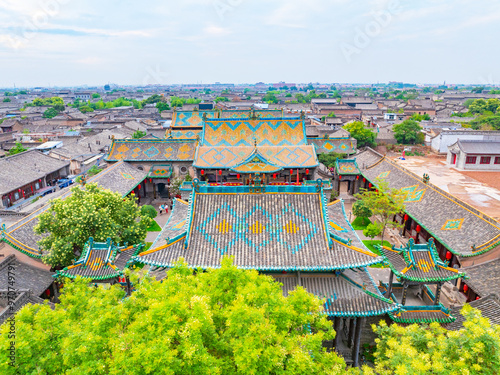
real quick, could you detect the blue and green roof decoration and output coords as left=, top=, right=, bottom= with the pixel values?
left=106, top=139, right=196, bottom=162
left=335, top=159, right=360, bottom=175
left=229, top=149, right=283, bottom=174
left=147, top=165, right=173, bottom=179
left=54, top=237, right=144, bottom=281
left=377, top=238, right=467, bottom=283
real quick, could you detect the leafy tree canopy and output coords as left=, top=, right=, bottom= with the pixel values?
left=343, top=121, right=376, bottom=148
left=2, top=97, right=11, bottom=102
left=392, top=119, right=423, bottom=145
left=156, top=101, right=170, bottom=112
left=363, top=304, right=500, bottom=375
left=92, top=93, right=100, bottom=99
left=79, top=105, right=94, bottom=113
left=352, top=199, right=372, bottom=218
left=8, top=142, right=28, bottom=156
left=33, top=97, right=64, bottom=106
left=410, top=113, right=430, bottom=121
left=42, top=107, right=59, bottom=119
left=317, top=152, right=347, bottom=169
left=132, top=130, right=147, bottom=139
left=34, top=183, right=150, bottom=267
left=354, top=178, right=405, bottom=243
left=215, top=96, right=230, bottom=103
left=0, top=258, right=352, bottom=375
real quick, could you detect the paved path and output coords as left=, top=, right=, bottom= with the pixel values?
left=145, top=206, right=171, bottom=244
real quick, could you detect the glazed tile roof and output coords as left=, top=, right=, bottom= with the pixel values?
left=166, top=129, right=201, bottom=140
left=353, top=149, right=500, bottom=257
left=2, top=161, right=148, bottom=258
left=448, top=294, right=500, bottom=330
left=149, top=198, right=189, bottom=250
left=136, top=190, right=382, bottom=270
left=54, top=238, right=143, bottom=281
left=308, top=138, right=356, bottom=155
left=335, top=159, right=360, bottom=175
left=274, top=270, right=398, bottom=317
left=462, top=258, right=500, bottom=297
left=219, top=109, right=284, bottom=119
left=171, top=110, right=216, bottom=128
left=147, top=165, right=172, bottom=179
left=390, top=306, right=455, bottom=324
left=194, top=145, right=318, bottom=169
left=106, top=139, right=196, bottom=162
left=201, top=119, right=307, bottom=147
left=229, top=149, right=283, bottom=173
left=378, top=239, right=466, bottom=283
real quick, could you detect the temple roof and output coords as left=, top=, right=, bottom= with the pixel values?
left=229, top=149, right=283, bottom=173
left=390, top=305, right=455, bottom=324
left=166, top=129, right=201, bottom=140
left=54, top=237, right=143, bottom=281
left=352, top=149, right=500, bottom=257
left=171, top=110, right=216, bottom=128
left=135, top=187, right=382, bottom=271
left=378, top=238, right=466, bottom=283
left=448, top=294, right=500, bottom=330
left=308, top=138, right=356, bottom=155
left=275, top=269, right=399, bottom=317
left=462, top=258, right=500, bottom=297
left=194, top=145, right=318, bottom=169
left=106, top=139, right=196, bottom=162
left=148, top=198, right=189, bottom=250
left=147, top=165, right=172, bottom=179
left=201, top=118, right=307, bottom=147
left=335, top=159, right=360, bottom=175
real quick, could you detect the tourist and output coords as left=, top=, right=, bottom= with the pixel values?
left=159, top=203, right=163, bottom=215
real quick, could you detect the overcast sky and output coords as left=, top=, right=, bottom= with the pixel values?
left=0, top=0, right=499, bottom=87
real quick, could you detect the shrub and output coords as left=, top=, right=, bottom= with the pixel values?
left=141, top=204, right=158, bottom=219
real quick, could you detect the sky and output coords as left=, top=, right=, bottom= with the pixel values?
left=0, top=0, right=499, bottom=87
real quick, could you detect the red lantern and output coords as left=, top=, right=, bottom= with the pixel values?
left=363, top=178, right=366, bottom=183
left=376, top=189, right=379, bottom=193
left=306, top=169, right=309, bottom=174
left=290, top=169, right=294, bottom=175
left=476, top=296, right=480, bottom=300
left=218, top=170, right=222, bottom=176
left=149, top=178, right=152, bottom=183
left=237, top=174, right=240, bottom=179
left=445, top=251, right=452, bottom=260
left=404, top=214, right=409, bottom=221
left=339, top=175, right=342, bottom=180
left=167, top=178, right=170, bottom=184
left=138, top=184, right=141, bottom=190
left=368, top=183, right=372, bottom=188
left=201, top=170, right=205, bottom=176
left=273, top=173, right=277, bottom=179
left=463, top=284, right=469, bottom=293
left=356, top=175, right=359, bottom=180
left=281, top=270, right=287, bottom=274
left=416, top=225, right=421, bottom=233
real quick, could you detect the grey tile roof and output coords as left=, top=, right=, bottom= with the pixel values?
left=0, top=150, right=69, bottom=195
left=136, top=192, right=382, bottom=270
left=456, top=140, right=500, bottom=154
left=448, top=294, right=500, bottom=330
left=274, top=270, right=398, bottom=317
left=463, top=258, right=500, bottom=297
left=353, top=152, right=500, bottom=257
left=3, top=161, right=147, bottom=257
left=149, top=199, right=189, bottom=250
left=0, top=254, right=54, bottom=296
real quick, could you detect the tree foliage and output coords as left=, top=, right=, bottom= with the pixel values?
left=0, top=258, right=353, bottom=374
left=32, top=97, right=64, bottom=106
left=468, top=98, right=500, bottom=115
left=343, top=121, right=376, bottom=148
left=352, top=199, right=372, bottom=219
left=392, top=119, right=423, bottom=145
left=363, top=222, right=382, bottom=240
left=8, top=142, right=28, bottom=155
left=354, top=179, right=405, bottom=243
left=363, top=304, right=500, bottom=375
left=140, top=204, right=158, bottom=219
left=132, top=130, right=147, bottom=139
left=156, top=101, right=170, bottom=112
left=34, top=183, right=150, bottom=267
left=42, top=107, right=60, bottom=119
left=317, top=152, right=347, bottom=169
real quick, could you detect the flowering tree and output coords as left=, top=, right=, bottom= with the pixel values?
left=35, top=183, right=150, bottom=267
left=0, top=258, right=355, bottom=374
left=362, top=304, right=500, bottom=374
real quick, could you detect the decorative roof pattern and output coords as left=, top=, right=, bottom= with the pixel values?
left=147, top=165, right=172, bottom=179
left=275, top=271, right=398, bottom=317
left=308, top=138, right=356, bottom=155
left=335, top=159, right=360, bottom=175
left=54, top=237, right=143, bottom=281
left=354, top=151, right=500, bottom=257
left=219, top=109, right=284, bottom=119
left=202, top=119, right=307, bottom=147
left=378, top=238, right=465, bottom=283
left=229, top=149, right=283, bottom=173
left=136, top=190, right=383, bottom=270
left=194, top=145, right=318, bottom=169
left=106, top=139, right=196, bottom=162
left=171, top=110, right=216, bottom=128
left=166, top=129, right=201, bottom=140
left=390, top=306, right=455, bottom=324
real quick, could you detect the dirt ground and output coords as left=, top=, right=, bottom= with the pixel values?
left=393, top=156, right=500, bottom=221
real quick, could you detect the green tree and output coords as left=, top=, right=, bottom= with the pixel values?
left=263, top=92, right=278, bottom=104
left=327, top=112, right=337, bottom=118
left=364, top=304, right=500, bottom=375
left=142, top=94, right=163, bottom=105
left=363, top=222, right=382, bottom=240
left=86, top=165, right=102, bottom=177
left=156, top=101, right=170, bottom=112
left=354, top=179, right=405, bottom=243
left=392, top=119, right=423, bottom=144
left=8, top=142, right=28, bottom=155
left=34, top=183, right=151, bottom=267
left=352, top=199, right=372, bottom=219
left=42, top=107, right=59, bottom=119
left=317, top=152, right=347, bottom=169
left=92, top=93, right=100, bottom=99
left=132, top=130, right=147, bottom=139
left=0, top=258, right=353, bottom=375
left=2, top=97, right=11, bottom=102
left=170, top=96, right=186, bottom=107
left=410, top=113, right=430, bottom=121
left=79, top=105, right=94, bottom=113
left=463, top=98, right=475, bottom=108
left=343, top=121, right=376, bottom=148
left=140, top=204, right=158, bottom=219
left=214, top=96, right=229, bottom=103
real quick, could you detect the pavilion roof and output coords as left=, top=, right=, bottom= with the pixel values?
left=308, top=138, right=356, bottom=155
left=390, top=305, right=456, bottom=324
left=377, top=238, right=466, bottom=283
left=54, top=237, right=143, bottom=281
left=335, top=159, right=360, bottom=175
left=105, top=139, right=196, bottom=162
